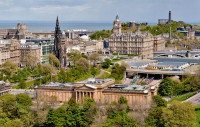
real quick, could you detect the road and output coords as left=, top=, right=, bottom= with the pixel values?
left=184, top=92, right=200, bottom=106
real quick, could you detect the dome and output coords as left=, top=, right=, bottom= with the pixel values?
left=80, top=35, right=89, bottom=40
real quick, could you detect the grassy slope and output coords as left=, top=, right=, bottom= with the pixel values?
left=195, top=110, right=200, bottom=127
left=97, top=72, right=111, bottom=79
left=168, top=92, right=197, bottom=103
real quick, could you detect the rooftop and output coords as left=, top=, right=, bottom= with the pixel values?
left=76, top=78, right=113, bottom=85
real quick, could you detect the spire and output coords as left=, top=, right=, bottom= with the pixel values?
left=56, top=16, right=59, bottom=26
left=116, top=14, right=119, bottom=20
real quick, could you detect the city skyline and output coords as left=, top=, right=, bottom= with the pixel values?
left=0, top=0, right=200, bottom=23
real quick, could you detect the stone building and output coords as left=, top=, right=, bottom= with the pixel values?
left=0, top=44, right=10, bottom=65
left=8, top=40, right=20, bottom=65
left=113, top=15, right=121, bottom=34
left=35, top=78, right=158, bottom=106
left=20, top=43, right=41, bottom=65
left=0, top=80, right=11, bottom=96
left=0, top=23, right=28, bottom=40
left=153, top=35, right=165, bottom=51
left=108, top=15, right=165, bottom=58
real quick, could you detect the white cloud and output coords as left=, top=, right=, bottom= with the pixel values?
left=30, top=5, right=91, bottom=13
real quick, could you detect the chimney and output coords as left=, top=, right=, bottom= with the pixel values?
left=169, top=11, right=171, bottom=23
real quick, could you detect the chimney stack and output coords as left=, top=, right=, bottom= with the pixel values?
left=169, top=11, right=171, bottom=23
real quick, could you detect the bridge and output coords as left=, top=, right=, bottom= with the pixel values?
left=126, top=69, right=195, bottom=79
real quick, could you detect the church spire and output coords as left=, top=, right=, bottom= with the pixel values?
left=116, top=14, right=119, bottom=20
left=56, top=16, right=59, bottom=26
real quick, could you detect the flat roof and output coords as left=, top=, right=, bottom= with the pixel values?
left=157, top=62, right=187, bottom=67
left=108, top=84, right=149, bottom=91
left=45, top=82, right=74, bottom=87
left=128, top=62, right=148, bottom=67
left=76, top=78, right=113, bottom=84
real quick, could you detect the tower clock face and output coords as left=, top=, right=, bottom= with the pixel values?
left=115, top=24, right=118, bottom=27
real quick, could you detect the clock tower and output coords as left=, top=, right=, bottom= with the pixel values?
left=113, top=15, right=121, bottom=34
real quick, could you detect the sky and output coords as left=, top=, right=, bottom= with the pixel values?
left=0, top=0, right=200, bottom=23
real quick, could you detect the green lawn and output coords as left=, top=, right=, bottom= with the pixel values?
left=12, top=80, right=36, bottom=89
left=111, top=59, right=124, bottom=63
left=168, top=92, right=197, bottom=103
left=104, top=68, right=112, bottom=72
left=195, top=110, right=200, bottom=127
left=75, top=69, right=101, bottom=82
left=97, top=72, right=111, bottom=79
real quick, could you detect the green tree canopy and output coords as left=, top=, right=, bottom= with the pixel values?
left=23, top=54, right=39, bottom=69
left=2, top=61, right=18, bottom=76
left=45, top=54, right=61, bottom=68
left=16, top=93, right=33, bottom=107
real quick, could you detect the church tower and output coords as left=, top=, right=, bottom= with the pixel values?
left=113, top=15, right=121, bottom=34
left=54, top=16, right=66, bottom=67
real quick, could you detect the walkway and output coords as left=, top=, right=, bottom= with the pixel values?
left=184, top=92, right=200, bottom=106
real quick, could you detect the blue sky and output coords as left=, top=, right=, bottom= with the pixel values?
left=0, top=0, right=200, bottom=23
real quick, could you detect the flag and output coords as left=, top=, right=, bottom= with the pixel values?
left=40, top=76, right=43, bottom=78
left=3, top=74, right=7, bottom=77
left=51, top=73, right=56, bottom=75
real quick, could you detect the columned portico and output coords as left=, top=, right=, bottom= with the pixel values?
left=75, top=90, right=95, bottom=102
left=74, top=84, right=97, bottom=102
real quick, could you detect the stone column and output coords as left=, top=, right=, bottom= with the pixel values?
left=76, top=91, right=77, bottom=102
left=89, top=92, right=91, bottom=98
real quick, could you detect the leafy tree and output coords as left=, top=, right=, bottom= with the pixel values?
left=58, top=70, right=67, bottom=83
left=0, top=94, right=17, bottom=118
left=76, top=58, right=90, bottom=72
left=103, top=97, right=137, bottom=127
left=68, top=49, right=81, bottom=66
left=16, top=93, right=33, bottom=107
left=158, top=77, right=174, bottom=97
left=152, top=95, right=167, bottom=107
left=145, top=101, right=195, bottom=127
left=145, top=107, right=164, bottom=127
left=2, top=61, right=18, bottom=76
left=89, top=53, right=100, bottom=66
left=41, top=63, right=55, bottom=75
left=18, top=80, right=27, bottom=89
left=24, top=54, right=39, bottom=69
left=102, top=58, right=111, bottom=68
left=45, top=54, right=61, bottom=68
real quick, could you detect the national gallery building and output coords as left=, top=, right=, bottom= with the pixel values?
left=35, top=78, right=159, bottom=106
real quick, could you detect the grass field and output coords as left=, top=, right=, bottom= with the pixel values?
left=195, top=110, right=200, bottom=127
left=168, top=92, right=197, bottom=103
left=104, top=68, right=112, bottom=72
left=75, top=69, right=101, bottom=82
left=97, top=72, right=111, bottom=79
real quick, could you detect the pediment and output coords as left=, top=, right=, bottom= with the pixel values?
left=75, top=84, right=96, bottom=90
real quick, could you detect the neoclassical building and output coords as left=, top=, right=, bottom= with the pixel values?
left=35, top=78, right=159, bottom=106
left=108, top=15, right=165, bottom=58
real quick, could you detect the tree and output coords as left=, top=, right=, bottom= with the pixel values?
left=58, top=70, right=67, bottom=83
left=24, top=54, right=39, bottom=68
left=68, top=49, right=81, bottom=66
left=158, top=77, right=174, bottom=97
left=145, top=101, right=195, bottom=127
left=103, top=97, right=137, bottom=127
left=18, top=80, right=27, bottom=89
left=76, top=58, right=90, bottom=72
left=45, top=54, right=61, bottom=68
left=89, top=53, right=100, bottom=67
left=152, top=95, right=167, bottom=107
left=0, top=94, right=17, bottom=118
left=145, top=107, right=164, bottom=127
left=16, top=93, right=33, bottom=107
left=102, top=58, right=111, bottom=68
left=41, top=63, right=56, bottom=75
left=2, top=61, right=18, bottom=76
